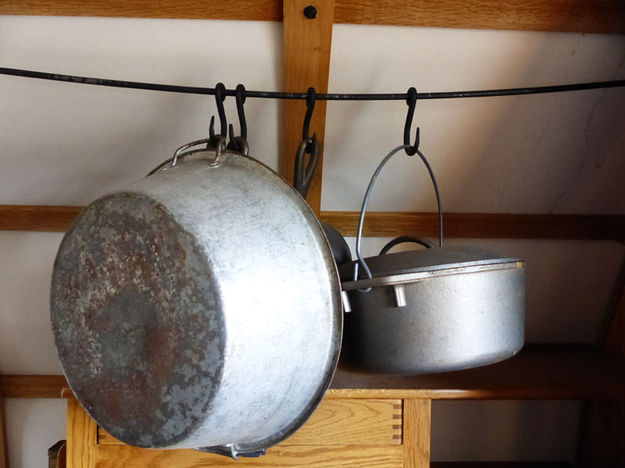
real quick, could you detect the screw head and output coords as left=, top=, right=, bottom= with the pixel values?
left=303, top=5, right=317, bottom=19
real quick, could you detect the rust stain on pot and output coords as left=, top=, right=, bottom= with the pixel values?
left=51, top=193, right=225, bottom=447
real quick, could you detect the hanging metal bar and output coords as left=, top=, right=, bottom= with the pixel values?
left=1, top=66, right=624, bottom=100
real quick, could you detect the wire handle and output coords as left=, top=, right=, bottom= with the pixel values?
left=171, top=136, right=227, bottom=167
left=354, top=144, right=444, bottom=286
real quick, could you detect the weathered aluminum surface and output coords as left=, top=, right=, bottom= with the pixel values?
left=51, top=148, right=342, bottom=453
left=342, top=260, right=522, bottom=291
left=339, top=247, right=525, bottom=374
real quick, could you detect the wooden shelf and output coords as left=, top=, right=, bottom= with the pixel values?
left=3, top=346, right=624, bottom=401
left=431, top=463, right=572, bottom=468
left=2, top=205, right=624, bottom=240
left=330, top=345, right=625, bottom=400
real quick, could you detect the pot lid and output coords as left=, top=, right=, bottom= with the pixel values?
left=339, top=245, right=522, bottom=282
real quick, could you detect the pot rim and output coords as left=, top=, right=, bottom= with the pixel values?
left=342, top=258, right=524, bottom=291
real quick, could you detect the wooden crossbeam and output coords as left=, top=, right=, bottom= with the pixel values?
left=0, top=0, right=623, bottom=34
left=2, top=205, right=623, bottom=241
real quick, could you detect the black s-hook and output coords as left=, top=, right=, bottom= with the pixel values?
left=227, top=84, right=249, bottom=155
left=209, top=82, right=228, bottom=140
left=302, top=87, right=316, bottom=147
left=404, top=87, right=420, bottom=156
left=294, top=87, right=320, bottom=199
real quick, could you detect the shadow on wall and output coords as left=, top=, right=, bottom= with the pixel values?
left=439, top=33, right=625, bottom=215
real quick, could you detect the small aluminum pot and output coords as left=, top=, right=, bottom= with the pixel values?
left=51, top=139, right=342, bottom=457
left=339, top=244, right=525, bottom=374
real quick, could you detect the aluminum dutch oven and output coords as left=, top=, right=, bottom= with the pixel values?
left=337, top=143, right=525, bottom=375
left=50, top=138, right=342, bottom=458
left=339, top=244, right=525, bottom=374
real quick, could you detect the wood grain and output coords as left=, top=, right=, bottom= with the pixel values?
left=334, top=0, right=625, bottom=34
left=0, top=0, right=283, bottom=21
left=321, top=211, right=625, bottom=240
left=284, top=398, right=401, bottom=445
left=3, top=205, right=625, bottom=240
left=403, top=399, right=431, bottom=468
left=93, top=444, right=403, bottom=467
left=0, top=0, right=623, bottom=34
left=330, top=346, right=625, bottom=400
left=99, top=398, right=401, bottom=446
left=0, top=385, right=7, bottom=468
left=281, top=0, right=335, bottom=213
left=4, top=347, right=625, bottom=401
left=67, top=399, right=97, bottom=468
left=0, top=375, right=70, bottom=399
left=0, top=205, right=82, bottom=232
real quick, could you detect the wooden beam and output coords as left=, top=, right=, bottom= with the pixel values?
left=4, top=347, right=625, bottom=401
left=281, top=0, right=335, bottom=213
left=334, top=0, right=625, bottom=34
left=0, top=0, right=623, bottom=34
left=431, top=463, right=573, bottom=467
left=67, top=399, right=96, bottom=468
left=403, top=399, right=431, bottom=468
left=0, top=0, right=282, bottom=22
left=3, top=206, right=625, bottom=240
left=579, top=257, right=625, bottom=466
left=0, top=205, right=81, bottom=232
left=0, top=375, right=70, bottom=399
left=0, top=384, right=8, bottom=468
left=603, top=257, right=625, bottom=358
left=330, top=345, right=625, bottom=400
left=321, top=211, right=625, bottom=240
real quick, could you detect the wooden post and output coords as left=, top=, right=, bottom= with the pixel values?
left=281, top=0, right=335, bottom=214
left=580, top=257, right=625, bottom=466
left=402, top=399, right=431, bottom=468
left=0, top=385, right=8, bottom=468
left=66, top=400, right=96, bottom=468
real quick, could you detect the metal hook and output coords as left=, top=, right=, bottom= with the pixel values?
left=227, top=84, right=249, bottom=155
left=235, top=84, right=247, bottom=140
left=293, top=134, right=320, bottom=199
left=404, top=87, right=420, bottom=156
left=209, top=82, right=228, bottom=140
left=302, top=87, right=316, bottom=146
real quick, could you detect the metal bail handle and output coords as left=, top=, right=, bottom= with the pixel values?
left=354, top=144, right=411, bottom=287
left=171, top=136, right=227, bottom=167
left=353, top=143, right=444, bottom=288
left=196, top=444, right=266, bottom=460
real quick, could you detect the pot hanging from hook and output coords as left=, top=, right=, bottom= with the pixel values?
left=292, top=87, right=352, bottom=268
left=338, top=143, right=524, bottom=374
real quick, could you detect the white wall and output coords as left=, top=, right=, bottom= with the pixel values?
left=0, top=15, right=624, bottom=467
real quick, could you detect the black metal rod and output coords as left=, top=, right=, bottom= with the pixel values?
left=1, top=66, right=624, bottom=101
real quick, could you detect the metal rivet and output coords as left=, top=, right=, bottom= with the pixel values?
left=303, top=5, right=317, bottom=19
left=392, top=285, right=407, bottom=308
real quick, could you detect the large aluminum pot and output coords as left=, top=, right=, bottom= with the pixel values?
left=339, top=245, right=524, bottom=374
left=50, top=139, right=342, bottom=457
